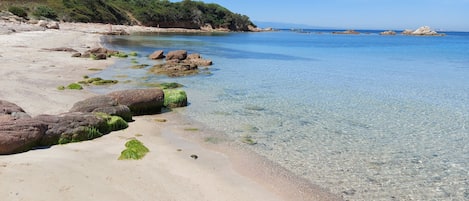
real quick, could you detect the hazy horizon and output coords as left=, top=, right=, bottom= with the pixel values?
left=172, top=0, right=469, bottom=32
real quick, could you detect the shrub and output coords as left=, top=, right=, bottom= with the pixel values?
left=33, top=5, right=57, bottom=19
left=8, top=6, right=28, bottom=18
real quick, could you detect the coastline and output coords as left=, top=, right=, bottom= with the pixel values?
left=0, top=22, right=341, bottom=201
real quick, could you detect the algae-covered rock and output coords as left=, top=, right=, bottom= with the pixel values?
left=66, top=83, right=83, bottom=90
left=118, top=139, right=149, bottom=160
left=163, top=89, right=188, bottom=108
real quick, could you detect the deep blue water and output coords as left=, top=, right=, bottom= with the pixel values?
left=98, top=30, right=469, bottom=200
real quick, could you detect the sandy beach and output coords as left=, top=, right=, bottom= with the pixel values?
left=0, top=22, right=341, bottom=201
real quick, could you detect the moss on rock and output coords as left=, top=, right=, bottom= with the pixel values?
left=95, top=113, right=129, bottom=132
left=66, top=83, right=83, bottom=90
left=118, top=139, right=149, bottom=160
left=163, top=89, right=188, bottom=108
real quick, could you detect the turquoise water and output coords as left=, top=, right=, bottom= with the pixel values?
left=97, top=30, right=469, bottom=200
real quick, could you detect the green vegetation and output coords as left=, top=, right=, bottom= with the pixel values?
left=66, top=83, right=83, bottom=90
left=129, top=51, right=138, bottom=56
left=58, top=126, right=103, bottom=144
left=118, top=139, right=150, bottom=160
left=109, top=52, right=128, bottom=58
left=32, top=5, right=57, bottom=19
left=184, top=128, right=199, bottom=131
left=78, top=77, right=118, bottom=86
left=163, top=89, right=188, bottom=108
left=1, top=0, right=255, bottom=31
left=130, top=64, right=149, bottom=69
left=95, top=113, right=129, bottom=132
left=240, top=134, right=257, bottom=145
left=8, top=6, right=27, bottom=18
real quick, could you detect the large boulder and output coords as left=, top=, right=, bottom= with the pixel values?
left=35, top=112, right=108, bottom=146
left=107, top=89, right=165, bottom=115
left=411, top=26, right=440, bottom=36
left=69, top=95, right=132, bottom=121
left=166, top=50, right=187, bottom=61
left=0, top=118, right=48, bottom=155
left=149, top=50, right=165, bottom=60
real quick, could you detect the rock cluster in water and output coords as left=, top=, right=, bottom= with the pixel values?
left=148, top=50, right=213, bottom=77
left=0, top=88, right=167, bottom=155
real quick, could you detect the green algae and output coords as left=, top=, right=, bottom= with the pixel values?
left=163, top=89, right=188, bottom=108
left=118, top=139, right=149, bottom=160
left=66, top=83, right=83, bottom=90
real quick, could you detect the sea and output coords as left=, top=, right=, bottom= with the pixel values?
left=95, top=29, right=469, bottom=201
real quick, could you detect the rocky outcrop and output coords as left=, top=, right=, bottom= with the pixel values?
left=166, top=50, right=188, bottom=60
left=0, top=88, right=169, bottom=154
left=107, top=89, right=165, bottom=115
left=0, top=118, right=48, bottom=155
left=380, top=30, right=396, bottom=35
left=332, top=30, right=360, bottom=35
left=149, top=50, right=165, bottom=60
left=37, top=20, right=60, bottom=29
left=402, top=26, right=444, bottom=36
left=148, top=50, right=213, bottom=77
left=69, top=95, right=132, bottom=121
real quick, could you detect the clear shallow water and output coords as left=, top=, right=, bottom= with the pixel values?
left=97, top=30, right=469, bottom=200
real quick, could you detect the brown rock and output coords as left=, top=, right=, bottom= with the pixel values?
left=70, top=95, right=132, bottom=121
left=149, top=50, right=165, bottom=60
left=166, top=50, right=187, bottom=61
left=107, top=89, right=165, bottom=115
left=71, top=52, right=82, bottom=57
left=35, top=112, right=108, bottom=146
left=94, top=53, right=108, bottom=60
left=187, top=54, right=212, bottom=66
left=1, top=100, right=25, bottom=115
left=0, top=118, right=47, bottom=154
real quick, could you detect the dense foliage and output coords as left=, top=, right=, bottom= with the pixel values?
left=0, top=0, right=255, bottom=31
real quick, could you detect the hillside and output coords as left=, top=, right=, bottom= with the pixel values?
left=0, top=0, right=256, bottom=31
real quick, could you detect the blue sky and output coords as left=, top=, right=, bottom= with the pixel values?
left=175, top=0, right=469, bottom=31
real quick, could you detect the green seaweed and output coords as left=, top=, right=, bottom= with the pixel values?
left=57, top=85, right=65, bottom=90
left=95, top=113, right=129, bottom=132
left=129, top=51, right=138, bottom=56
left=109, top=52, right=128, bottom=58
left=66, top=83, right=83, bottom=90
left=87, top=68, right=103, bottom=71
left=58, top=126, right=103, bottom=145
left=118, top=139, right=150, bottom=160
left=240, top=134, right=257, bottom=145
left=163, top=89, right=188, bottom=108
left=78, top=77, right=119, bottom=86
left=184, top=128, right=199, bottom=132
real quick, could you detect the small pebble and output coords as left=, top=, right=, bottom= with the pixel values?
left=190, top=154, right=198, bottom=160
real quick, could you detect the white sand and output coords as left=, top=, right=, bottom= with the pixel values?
left=0, top=22, right=341, bottom=201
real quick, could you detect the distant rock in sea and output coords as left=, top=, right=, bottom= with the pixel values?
left=402, top=26, right=444, bottom=36
left=332, top=30, right=360, bottom=35
left=380, top=30, right=397, bottom=35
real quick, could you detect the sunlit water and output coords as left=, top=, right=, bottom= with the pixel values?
left=95, top=30, right=469, bottom=200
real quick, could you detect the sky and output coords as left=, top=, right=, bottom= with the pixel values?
left=176, top=0, right=469, bottom=31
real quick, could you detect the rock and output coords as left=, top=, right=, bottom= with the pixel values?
left=166, top=50, right=187, bottom=61
left=332, top=30, right=360, bottom=34
left=71, top=52, right=82, bottom=57
left=35, top=112, right=108, bottom=146
left=70, top=95, right=132, bottom=121
left=94, top=53, right=108, bottom=60
left=107, top=89, right=165, bottom=115
left=187, top=53, right=212, bottom=66
left=0, top=118, right=48, bottom=155
left=402, top=29, right=414, bottom=35
left=46, top=21, right=60, bottom=29
left=411, top=26, right=441, bottom=36
left=37, top=20, right=48, bottom=28
left=163, top=89, right=188, bottom=108
left=1, top=100, right=25, bottom=115
left=149, top=63, right=199, bottom=77
left=380, top=30, right=396, bottom=35
left=43, top=47, right=78, bottom=52
left=402, top=26, right=443, bottom=36
left=149, top=50, right=165, bottom=60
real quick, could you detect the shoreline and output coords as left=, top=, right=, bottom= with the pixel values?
left=0, top=22, right=341, bottom=201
